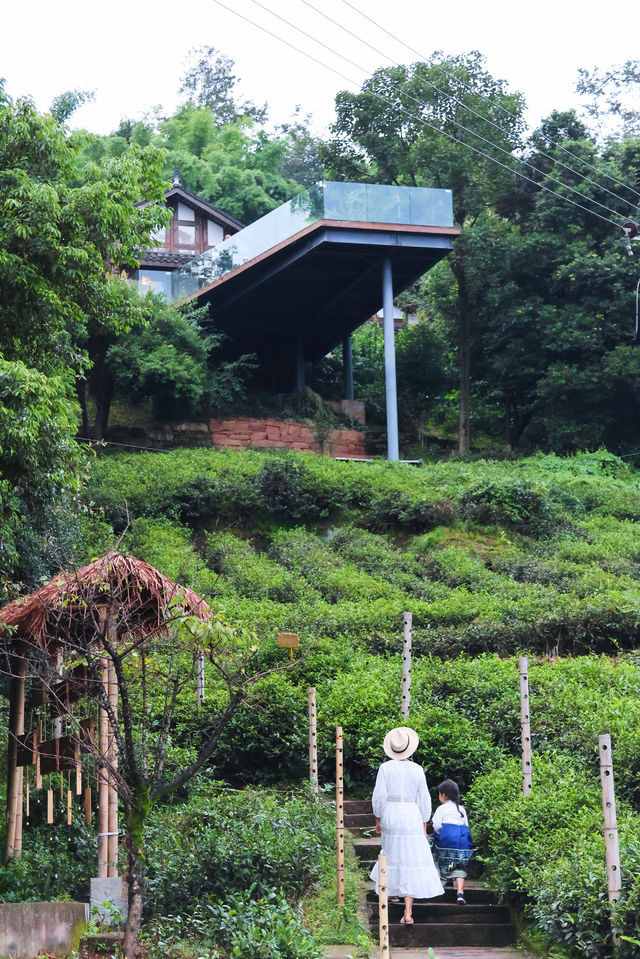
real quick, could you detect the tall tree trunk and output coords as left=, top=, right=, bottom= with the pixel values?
left=122, top=793, right=150, bottom=959
left=456, top=266, right=471, bottom=453
left=76, top=379, right=91, bottom=439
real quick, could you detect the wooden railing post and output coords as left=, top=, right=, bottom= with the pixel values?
left=599, top=734, right=622, bottom=951
left=378, top=852, right=390, bottom=958
left=5, top=648, right=26, bottom=862
left=402, top=611, right=412, bottom=717
left=308, top=688, right=318, bottom=797
left=336, top=725, right=345, bottom=905
left=519, top=657, right=532, bottom=794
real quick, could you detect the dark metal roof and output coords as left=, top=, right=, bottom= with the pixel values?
left=189, top=219, right=458, bottom=377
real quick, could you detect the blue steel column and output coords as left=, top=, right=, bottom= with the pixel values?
left=382, top=256, right=399, bottom=461
left=343, top=336, right=354, bottom=400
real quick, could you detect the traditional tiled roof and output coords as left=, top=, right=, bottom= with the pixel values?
left=139, top=250, right=195, bottom=268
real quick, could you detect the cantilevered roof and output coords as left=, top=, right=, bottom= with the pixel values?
left=174, top=182, right=459, bottom=370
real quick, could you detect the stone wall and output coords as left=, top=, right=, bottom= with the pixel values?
left=0, top=901, right=89, bottom=959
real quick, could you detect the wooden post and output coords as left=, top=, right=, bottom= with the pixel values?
left=308, top=688, right=318, bottom=797
left=599, top=733, right=622, bottom=950
left=402, top=611, right=412, bottom=717
left=336, top=725, right=345, bottom=905
left=84, top=786, right=92, bottom=824
left=5, top=649, right=26, bottom=862
left=519, top=657, right=532, bottom=794
left=377, top=852, right=390, bottom=959
left=196, top=647, right=205, bottom=706
left=47, top=787, right=54, bottom=824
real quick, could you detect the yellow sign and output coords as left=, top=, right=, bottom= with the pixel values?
left=276, top=632, right=300, bottom=659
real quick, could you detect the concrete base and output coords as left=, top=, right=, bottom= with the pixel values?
left=0, top=901, right=89, bottom=959
left=90, top=876, right=128, bottom=926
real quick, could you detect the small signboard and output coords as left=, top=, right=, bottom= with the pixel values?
left=276, top=632, right=300, bottom=659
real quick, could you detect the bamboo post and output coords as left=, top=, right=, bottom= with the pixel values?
left=84, top=786, right=92, bottom=825
left=599, top=733, right=622, bottom=950
left=519, top=657, right=532, bottom=794
left=336, top=725, right=345, bottom=905
left=98, top=659, right=109, bottom=878
left=67, top=788, right=73, bottom=826
left=47, top=787, right=54, bottom=824
left=35, top=718, right=42, bottom=789
left=196, top=647, right=205, bottom=706
left=402, top=611, right=412, bottom=717
left=107, top=657, right=119, bottom=878
left=5, top=649, right=26, bottom=862
left=308, top=688, right=318, bottom=797
left=377, top=852, right=390, bottom=959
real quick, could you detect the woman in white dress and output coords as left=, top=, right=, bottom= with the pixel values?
left=370, top=726, right=444, bottom=924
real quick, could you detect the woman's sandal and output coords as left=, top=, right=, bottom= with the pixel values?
left=400, top=916, right=414, bottom=924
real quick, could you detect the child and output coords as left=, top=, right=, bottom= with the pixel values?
left=430, top=778, right=473, bottom=905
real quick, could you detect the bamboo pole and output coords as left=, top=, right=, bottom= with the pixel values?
left=47, top=788, right=54, bottom=824
left=35, top=718, right=42, bottom=789
left=336, top=725, right=345, bottom=906
left=308, top=688, right=318, bottom=797
left=518, top=657, right=532, bottom=794
left=5, top=649, right=26, bottom=862
left=377, top=852, right=390, bottom=959
left=402, top=611, right=412, bottom=717
left=98, top=659, right=109, bottom=878
left=599, top=735, right=622, bottom=938
left=13, top=767, right=24, bottom=857
left=84, top=786, right=92, bottom=825
left=67, top=788, right=73, bottom=826
left=107, top=657, right=119, bottom=878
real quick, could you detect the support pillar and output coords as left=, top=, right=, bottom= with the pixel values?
left=296, top=335, right=305, bottom=393
left=5, top=647, right=26, bottom=862
left=382, top=257, right=399, bottom=461
left=343, top=336, right=354, bottom=400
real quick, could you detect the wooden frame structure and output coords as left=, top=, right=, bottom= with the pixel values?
left=1, top=552, right=210, bottom=869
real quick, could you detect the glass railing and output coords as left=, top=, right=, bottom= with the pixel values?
left=171, top=181, right=454, bottom=300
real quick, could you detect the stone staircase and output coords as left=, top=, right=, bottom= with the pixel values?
left=344, top=799, right=516, bottom=949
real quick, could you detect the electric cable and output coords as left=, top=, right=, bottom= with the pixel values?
left=299, top=0, right=639, bottom=217
left=212, top=0, right=621, bottom=228
left=233, top=0, right=626, bottom=227
left=338, top=0, right=640, bottom=204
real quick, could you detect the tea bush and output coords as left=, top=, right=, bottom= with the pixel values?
left=145, top=784, right=334, bottom=917
left=467, top=754, right=640, bottom=958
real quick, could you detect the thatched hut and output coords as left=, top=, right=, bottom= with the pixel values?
left=1, top=552, right=210, bottom=866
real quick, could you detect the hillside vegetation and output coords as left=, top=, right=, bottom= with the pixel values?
left=75, top=446, right=640, bottom=956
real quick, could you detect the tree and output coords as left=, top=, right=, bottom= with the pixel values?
left=50, top=88, right=95, bottom=124
left=576, top=59, right=640, bottom=140
left=107, top=297, right=255, bottom=422
left=0, top=86, right=169, bottom=588
left=179, top=45, right=266, bottom=124
left=0, top=553, right=304, bottom=957
left=322, top=53, right=526, bottom=451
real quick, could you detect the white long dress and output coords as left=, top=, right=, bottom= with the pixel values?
left=369, top=759, right=444, bottom=899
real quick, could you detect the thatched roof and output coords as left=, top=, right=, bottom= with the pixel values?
left=0, top=552, right=210, bottom=652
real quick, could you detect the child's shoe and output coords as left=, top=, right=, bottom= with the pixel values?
left=456, top=893, right=466, bottom=905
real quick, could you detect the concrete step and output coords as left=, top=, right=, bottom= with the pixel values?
left=345, top=812, right=377, bottom=829
left=343, top=799, right=373, bottom=815
left=388, top=923, right=516, bottom=948
left=370, top=902, right=509, bottom=922
left=366, top=888, right=501, bottom=907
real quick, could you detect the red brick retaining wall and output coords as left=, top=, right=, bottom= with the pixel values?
left=208, top=417, right=367, bottom=458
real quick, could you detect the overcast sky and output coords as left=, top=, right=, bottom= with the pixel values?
left=1, top=0, right=636, bottom=136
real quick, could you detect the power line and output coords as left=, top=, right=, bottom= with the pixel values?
left=298, top=0, right=639, bottom=218
left=223, top=0, right=623, bottom=229
left=338, top=0, right=640, bottom=205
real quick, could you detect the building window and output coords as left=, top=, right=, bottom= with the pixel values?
left=178, top=224, right=196, bottom=248
left=138, top=269, right=173, bottom=299
left=207, top=219, right=224, bottom=247
left=177, top=202, right=195, bottom=221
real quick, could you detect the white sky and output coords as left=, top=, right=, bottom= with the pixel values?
left=0, top=0, right=636, bottom=137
